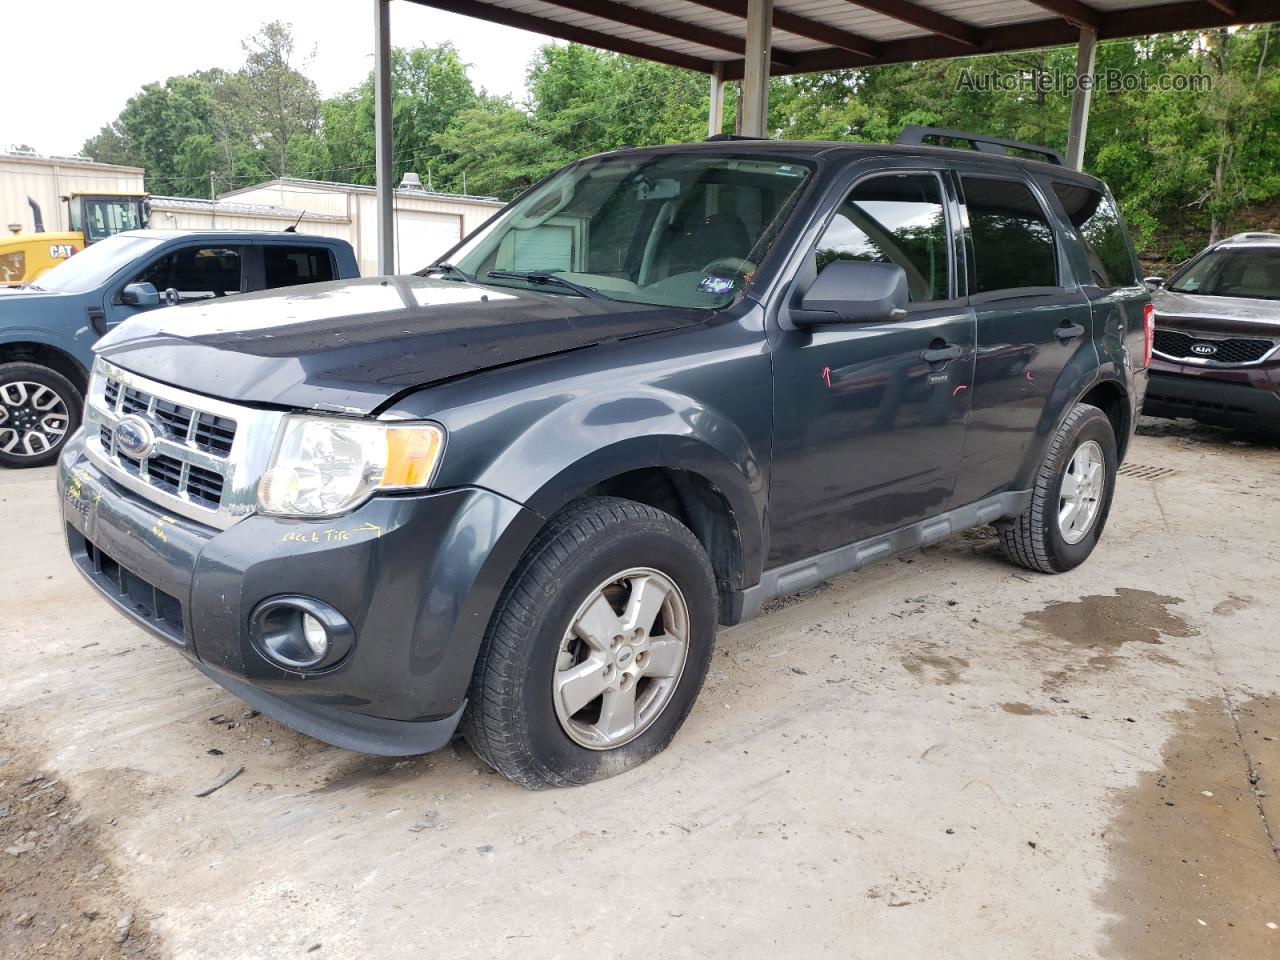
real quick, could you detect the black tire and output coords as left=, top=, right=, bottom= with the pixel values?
left=997, top=402, right=1117, bottom=574
left=0, top=362, right=82, bottom=469
left=462, top=497, right=717, bottom=789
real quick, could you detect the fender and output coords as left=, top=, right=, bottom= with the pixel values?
left=1015, top=339, right=1110, bottom=490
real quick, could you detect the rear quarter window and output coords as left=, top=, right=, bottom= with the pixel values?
left=1051, top=182, right=1138, bottom=288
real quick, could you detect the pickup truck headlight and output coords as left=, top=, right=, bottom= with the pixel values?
left=257, top=416, right=445, bottom=518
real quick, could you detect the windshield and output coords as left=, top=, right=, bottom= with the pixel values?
left=31, top=234, right=162, bottom=293
left=446, top=153, right=813, bottom=309
left=1168, top=246, right=1280, bottom=300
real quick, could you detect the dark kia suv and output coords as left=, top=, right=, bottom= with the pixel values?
left=1144, top=231, right=1280, bottom=433
left=58, top=130, right=1151, bottom=788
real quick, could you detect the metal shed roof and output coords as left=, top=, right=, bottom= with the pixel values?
left=409, top=0, right=1275, bottom=77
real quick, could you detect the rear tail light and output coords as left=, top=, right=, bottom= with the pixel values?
left=1141, top=303, right=1155, bottom=368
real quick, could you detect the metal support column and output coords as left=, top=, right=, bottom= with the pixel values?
left=708, top=61, right=725, bottom=137
left=373, top=0, right=395, bottom=275
left=740, top=0, right=773, bottom=138
left=1065, top=26, right=1097, bottom=171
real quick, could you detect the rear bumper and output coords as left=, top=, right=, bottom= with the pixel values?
left=58, top=432, right=542, bottom=755
left=1144, top=362, right=1280, bottom=433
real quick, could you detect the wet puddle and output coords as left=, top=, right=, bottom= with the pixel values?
left=1024, top=588, right=1198, bottom=651
left=1100, top=697, right=1280, bottom=959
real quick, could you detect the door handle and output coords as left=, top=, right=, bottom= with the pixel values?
left=1056, top=321, right=1087, bottom=342
left=921, top=343, right=963, bottom=364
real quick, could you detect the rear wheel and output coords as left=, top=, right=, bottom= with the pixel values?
left=0, top=362, right=82, bottom=469
left=463, top=497, right=717, bottom=789
left=998, top=402, right=1117, bottom=574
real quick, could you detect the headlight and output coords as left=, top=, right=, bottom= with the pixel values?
left=257, top=416, right=445, bottom=517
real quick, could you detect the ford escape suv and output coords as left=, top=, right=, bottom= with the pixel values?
left=1144, top=231, right=1280, bottom=433
left=58, top=131, right=1151, bottom=788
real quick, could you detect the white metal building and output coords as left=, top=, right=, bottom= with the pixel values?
left=1, top=152, right=145, bottom=234
left=213, top=177, right=505, bottom=276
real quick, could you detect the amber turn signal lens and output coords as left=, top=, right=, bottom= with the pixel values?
left=382, top=425, right=444, bottom=488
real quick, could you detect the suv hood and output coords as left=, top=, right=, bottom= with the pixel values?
left=96, top=275, right=705, bottom=414
left=1153, top=288, right=1280, bottom=336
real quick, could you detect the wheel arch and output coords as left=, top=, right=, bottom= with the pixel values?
left=0, top=341, right=89, bottom=396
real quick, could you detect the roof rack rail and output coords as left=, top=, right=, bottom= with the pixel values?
left=895, top=126, right=1064, bottom=166
left=704, top=133, right=767, bottom=142
left=1224, top=231, right=1280, bottom=242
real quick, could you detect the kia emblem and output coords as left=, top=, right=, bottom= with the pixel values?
left=1190, top=342, right=1217, bottom=356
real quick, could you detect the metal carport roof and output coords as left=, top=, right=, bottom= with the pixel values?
left=405, top=0, right=1276, bottom=77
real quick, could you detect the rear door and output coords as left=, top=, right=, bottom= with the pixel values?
left=949, top=170, right=1094, bottom=506
left=768, top=166, right=976, bottom=567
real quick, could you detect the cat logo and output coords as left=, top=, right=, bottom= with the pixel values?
left=48, top=244, right=76, bottom=259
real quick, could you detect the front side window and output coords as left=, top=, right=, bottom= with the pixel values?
left=1168, top=247, right=1280, bottom=301
left=814, top=173, right=951, bottom=302
left=1051, top=182, right=1137, bottom=288
left=448, top=153, right=813, bottom=309
left=133, top=246, right=242, bottom=302
left=264, top=246, right=335, bottom=289
left=961, top=176, right=1057, bottom=294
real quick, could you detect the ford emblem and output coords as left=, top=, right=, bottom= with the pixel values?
left=113, top=415, right=157, bottom=459
left=1190, top=342, right=1217, bottom=356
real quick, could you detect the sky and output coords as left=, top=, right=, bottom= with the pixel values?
left=4, top=1, right=555, bottom=156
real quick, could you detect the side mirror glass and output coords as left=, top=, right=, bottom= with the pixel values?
left=1143, top=276, right=1164, bottom=289
left=120, top=281, right=160, bottom=307
left=792, top=260, right=909, bottom=326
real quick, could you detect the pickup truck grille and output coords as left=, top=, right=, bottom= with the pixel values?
left=84, top=361, right=286, bottom=531
left=1153, top=328, right=1277, bottom=365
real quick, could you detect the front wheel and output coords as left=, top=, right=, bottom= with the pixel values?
left=0, top=362, right=82, bottom=469
left=462, top=497, right=717, bottom=789
left=998, top=402, right=1117, bottom=574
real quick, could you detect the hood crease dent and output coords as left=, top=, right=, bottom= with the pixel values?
left=95, top=275, right=706, bottom=414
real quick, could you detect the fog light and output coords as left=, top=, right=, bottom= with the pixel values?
left=249, top=597, right=354, bottom=672
left=301, top=614, right=329, bottom=658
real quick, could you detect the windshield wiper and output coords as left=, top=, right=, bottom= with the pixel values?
left=486, top=270, right=612, bottom=300
left=423, top=262, right=476, bottom=282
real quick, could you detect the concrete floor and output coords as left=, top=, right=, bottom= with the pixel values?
left=1, top=418, right=1278, bottom=960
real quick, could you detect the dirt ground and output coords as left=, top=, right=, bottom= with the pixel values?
left=1, top=417, right=1278, bottom=960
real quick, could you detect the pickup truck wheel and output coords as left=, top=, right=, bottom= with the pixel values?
left=997, top=402, right=1117, bottom=574
left=0, top=363, right=82, bottom=469
left=462, top=497, right=717, bottom=789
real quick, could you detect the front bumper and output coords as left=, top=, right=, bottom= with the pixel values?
left=1144, top=358, right=1280, bottom=433
left=58, top=432, right=541, bottom=755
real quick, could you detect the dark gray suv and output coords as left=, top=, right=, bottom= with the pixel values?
left=58, top=132, right=1151, bottom=788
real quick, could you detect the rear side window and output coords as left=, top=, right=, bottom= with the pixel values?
left=1051, top=182, right=1137, bottom=288
left=961, top=176, right=1057, bottom=294
left=264, top=246, right=336, bottom=289
left=815, top=173, right=951, bottom=302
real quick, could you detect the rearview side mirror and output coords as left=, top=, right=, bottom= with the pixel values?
left=792, top=260, right=909, bottom=327
left=1143, top=276, right=1164, bottom=289
left=120, top=281, right=160, bottom=307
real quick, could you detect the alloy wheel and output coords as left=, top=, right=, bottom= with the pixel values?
left=1058, top=439, right=1105, bottom=544
left=552, top=567, right=690, bottom=750
left=0, top=380, right=70, bottom=458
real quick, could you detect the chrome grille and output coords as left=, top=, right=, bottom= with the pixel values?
left=83, top=361, right=286, bottom=531
left=103, top=375, right=238, bottom=456
left=1153, top=327, right=1278, bottom=365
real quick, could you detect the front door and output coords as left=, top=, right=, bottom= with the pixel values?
left=948, top=172, right=1095, bottom=506
left=768, top=169, right=976, bottom=567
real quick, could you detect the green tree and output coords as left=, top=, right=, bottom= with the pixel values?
left=237, top=21, right=322, bottom=178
